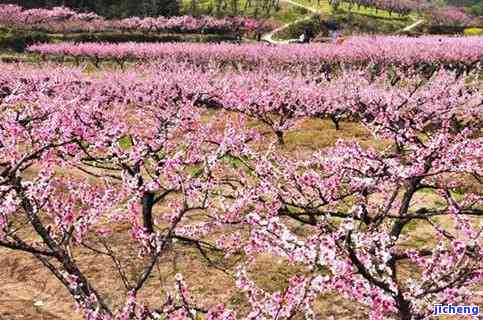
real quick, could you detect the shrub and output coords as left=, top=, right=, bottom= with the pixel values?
left=464, top=27, right=483, bottom=36
left=273, top=14, right=326, bottom=40
left=0, top=29, right=49, bottom=52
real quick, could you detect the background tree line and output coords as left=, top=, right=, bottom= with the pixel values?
left=0, top=0, right=180, bottom=18
left=439, top=0, right=483, bottom=16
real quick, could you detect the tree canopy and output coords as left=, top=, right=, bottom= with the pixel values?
left=3, top=0, right=179, bottom=18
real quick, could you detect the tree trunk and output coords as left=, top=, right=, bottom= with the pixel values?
left=397, top=296, right=412, bottom=320
left=275, top=131, right=285, bottom=145
left=191, top=0, right=197, bottom=15
left=331, top=116, right=340, bottom=130
left=16, top=181, right=112, bottom=316
left=142, top=191, right=155, bottom=234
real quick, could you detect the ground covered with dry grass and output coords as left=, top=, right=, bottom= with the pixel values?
left=0, top=110, right=480, bottom=319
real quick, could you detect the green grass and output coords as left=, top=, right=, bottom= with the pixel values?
left=290, top=0, right=414, bottom=21
left=271, top=6, right=309, bottom=23
left=180, top=0, right=307, bottom=24
left=287, top=0, right=333, bottom=14
left=118, top=136, right=133, bottom=149
left=269, top=0, right=415, bottom=39
left=464, top=27, right=483, bottom=36
left=294, top=0, right=404, bottom=16
left=333, top=12, right=408, bottom=34
left=337, top=2, right=413, bottom=20
left=272, top=14, right=322, bottom=40
left=181, top=0, right=253, bottom=16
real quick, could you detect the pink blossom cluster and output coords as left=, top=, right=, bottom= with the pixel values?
left=0, top=62, right=481, bottom=320
left=111, top=15, right=274, bottom=35
left=0, top=4, right=102, bottom=32
left=428, top=6, right=472, bottom=26
left=0, top=4, right=272, bottom=35
left=27, top=35, right=483, bottom=70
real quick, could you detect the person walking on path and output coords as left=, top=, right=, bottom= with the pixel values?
left=298, top=28, right=313, bottom=43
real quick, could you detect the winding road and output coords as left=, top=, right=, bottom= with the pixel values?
left=261, top=0, right=425, bottom=44
left=262, top=0, right=320, bottom=44
left=399, top=18, right=424, bottom=33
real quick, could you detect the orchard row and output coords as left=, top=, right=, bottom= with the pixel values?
left=27, top=36, right=483, bottom=72
left=0, top=62, right=481, bottom=319
left=329, top=0, right=418, bottom=16
left=329, top=0, right=475, bottom=25
left=2, top=61, right=480, bottom=144
left=0, top=4, right=271, bottom=35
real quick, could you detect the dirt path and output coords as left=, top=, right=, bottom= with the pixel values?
left=398, top=18, right=424, bottom=33
left=283, top=0, right=319, bottom=13
left=262, top=0, right=320, bottom=44
left=262, top=0, right=425, bottom=43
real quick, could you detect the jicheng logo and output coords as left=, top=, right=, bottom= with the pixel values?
left=433, top=304, right=480, bottom=318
